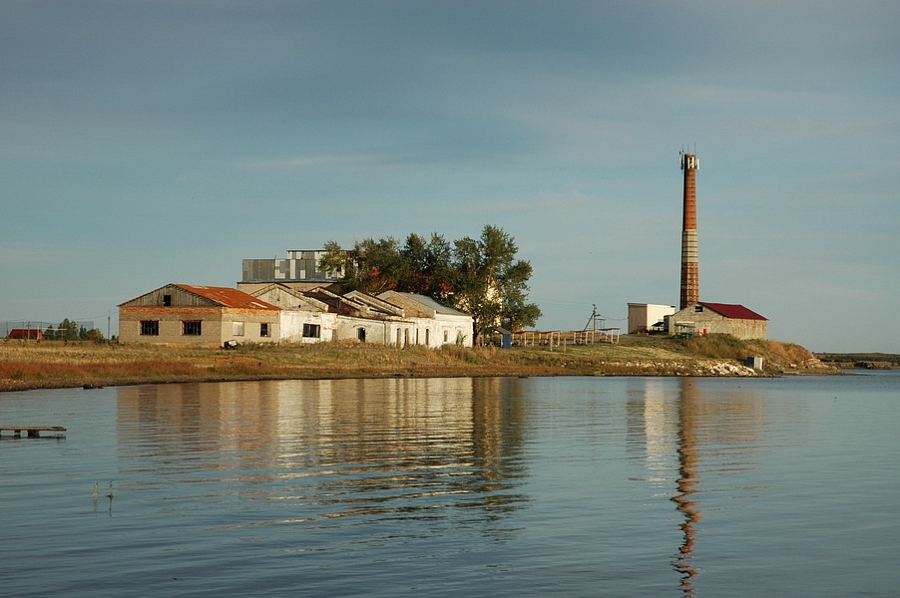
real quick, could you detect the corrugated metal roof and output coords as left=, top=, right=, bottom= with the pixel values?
left=700, top=302, right=767, bottom=321
left=396, top=293, right=468, bottom=316
left=177, top=285, right=280, bottom=310
left=301, top=290, right=357, bottom=315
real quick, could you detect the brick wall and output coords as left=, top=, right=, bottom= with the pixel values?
left=119, top=306, right=280, bottom=346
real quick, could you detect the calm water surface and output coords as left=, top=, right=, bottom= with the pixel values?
left=2, top=373, right=898, bottom=597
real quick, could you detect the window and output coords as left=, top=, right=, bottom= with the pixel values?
left=302, top=323, right=320, bottom=338
left=694, top=305, right=703, bottom=313
left=260, top=323, right=270, bottom=337
left=357, top=328, right=366, bottom=342
left=140, top=321, right=159, bottom=336
left=183, top=321, right=202, bottom=336
left=233, top=322, right=244, bottom=336
left=163, top=294, right=172, bottom=306
left=425, top=329, right=430, bottom=346
left=443, top=330, right=449, bottom=343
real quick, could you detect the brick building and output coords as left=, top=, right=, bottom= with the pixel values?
left=667, top=302, right=768, bottom=340
left=119, top=284, right=281, bottom=346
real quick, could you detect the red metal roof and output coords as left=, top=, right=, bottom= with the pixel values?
left=699, top=302, right=767, bottom=321
left=177, top=285, right=280, bottom=310
left=7, top=329, right=45, bottom=340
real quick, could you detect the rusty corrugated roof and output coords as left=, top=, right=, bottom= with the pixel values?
left=700, top=302, right=767, bottom=321
left=177, top=285, right=280, bottom=310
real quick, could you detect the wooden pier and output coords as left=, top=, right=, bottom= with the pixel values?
left=0, top=425, right=66, bottom=438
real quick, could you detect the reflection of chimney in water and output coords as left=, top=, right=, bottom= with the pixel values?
left=680, top=152, right=700, bottom=310
left=672, top=378, right=701, bottom=596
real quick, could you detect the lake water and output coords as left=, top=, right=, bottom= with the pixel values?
left=2, top=373, right=898, bottom=597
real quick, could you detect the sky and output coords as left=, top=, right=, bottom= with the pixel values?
left=2, top=1, right=898, bottom=352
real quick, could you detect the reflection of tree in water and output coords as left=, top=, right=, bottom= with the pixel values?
left=117, top=377, right=530, bottom=530
left=672, top=378, right=700, bottom=596
left=310, top=377, right=530, bottom=524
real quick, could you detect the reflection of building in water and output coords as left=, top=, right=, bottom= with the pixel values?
left=117, top=382, right=286, bottom=459
left=625, top=378, right=766, bottom=596
left=626, top=378, right=678, bottom=484
left=117, top=377, right=528, bottom=522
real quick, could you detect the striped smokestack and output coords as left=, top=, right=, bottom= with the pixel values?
left=680, top=152, right=699, bottom=310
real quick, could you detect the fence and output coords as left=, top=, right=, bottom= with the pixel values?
left=2, top=320, right=98, bottom=340
left=511, top=328, right=620, bottom=348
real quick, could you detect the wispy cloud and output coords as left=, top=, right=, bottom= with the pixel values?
left=2, top=1, right=899, bottom=350
left=0, top=242, right=65, bottom=266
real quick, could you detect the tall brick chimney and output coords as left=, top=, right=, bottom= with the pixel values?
left=680, top=152, right=700, bottom=310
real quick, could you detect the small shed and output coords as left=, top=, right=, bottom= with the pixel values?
left=746, top=356, right=764, bottom=370
left=627, top=303, right=676, bottom=334
left=494, top=327, right=513, bottom=349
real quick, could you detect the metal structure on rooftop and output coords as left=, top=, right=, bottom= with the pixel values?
left=242, top=250, right=335, bottom=283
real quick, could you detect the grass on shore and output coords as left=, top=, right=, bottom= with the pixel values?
left=0, top=334, right=837, bottom=392
left=815, top=352, right=900, bottom=367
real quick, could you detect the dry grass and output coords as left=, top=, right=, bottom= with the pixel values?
left=745, top=339, right=823, bottom=370
left=0, top=336, right=838, bottom=392
left=815, top=352, right=899, bottom=367
left=683, top=334, right=749, bottom=361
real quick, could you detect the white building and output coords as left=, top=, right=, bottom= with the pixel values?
left=249, top=284, right=339, bottom=343
left=378, top=291, right=474, bottom=348
left=627, top=303, right=677, bottom=334
left=248, top=284, right=474, bottom=348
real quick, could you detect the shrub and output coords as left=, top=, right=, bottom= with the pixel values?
left=682, top=334, right=749, bottom=361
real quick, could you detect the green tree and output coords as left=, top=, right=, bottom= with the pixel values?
left=50, top=319, right=104, bottom=342
left=319, top=240, right=355, bottom=283
left=82, top=328, right=105, bottom=343
left=320, top=237, right=400, bottom=293
left=358, top=237, right=406, bottom=293
left=58, top=318, right=79, bottom=341
left=398, top=233, right=454, bottom=299
left=320, top=225, right=541, bottom=343
left=449, top=225, right=541, bottom=342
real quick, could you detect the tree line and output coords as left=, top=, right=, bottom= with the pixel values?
left=319, top=225, right=542, bottom=343
left=43, top=319, right=106, bottom=342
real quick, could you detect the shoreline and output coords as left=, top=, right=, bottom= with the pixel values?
left=1, top=337, right=843, bottom=393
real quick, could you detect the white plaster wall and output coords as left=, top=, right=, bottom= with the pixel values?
left=279, top=310, right=336, bottom=343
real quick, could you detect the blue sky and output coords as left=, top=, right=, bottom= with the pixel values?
left=2, top=1, right=898, bottom=352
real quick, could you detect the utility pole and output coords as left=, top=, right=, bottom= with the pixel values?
left=583, top=305, right=605, bottom=333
